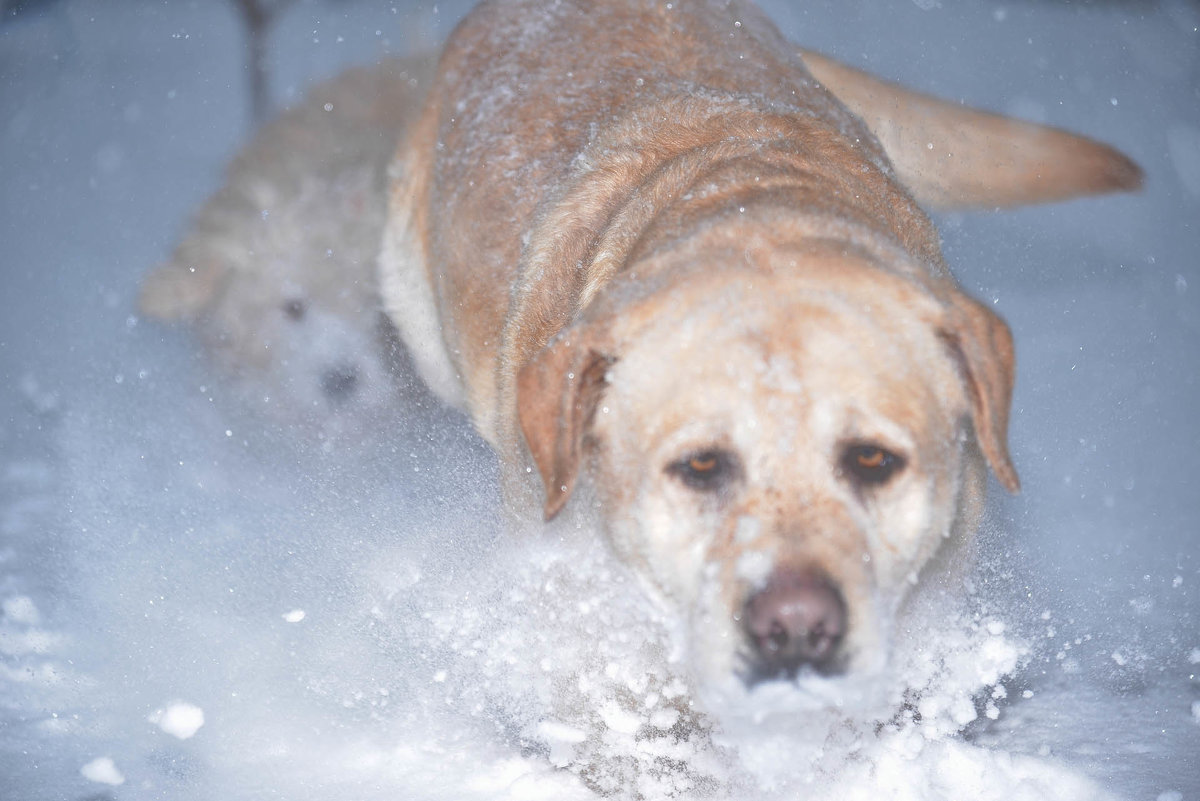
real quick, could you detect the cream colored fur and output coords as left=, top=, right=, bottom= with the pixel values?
left=378, top=0, right=1139, bottom=686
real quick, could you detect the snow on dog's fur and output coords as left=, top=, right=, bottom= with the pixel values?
left=366, top=507, right=1120, bottom=800
left=380, top=0, right=1139, bottom=700
left=140, top=57, right=432, bottom=443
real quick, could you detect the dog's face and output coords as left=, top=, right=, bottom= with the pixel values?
left=142, top=171, right=402, bottom=440
left=201, top=270, right=398, bottom=431
left=518, top=248, right=1016, bottom=688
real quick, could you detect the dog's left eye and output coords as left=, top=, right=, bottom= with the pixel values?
left=840, top=443, right=905, bottom=487
left=667, top=449, right=739, bottom=493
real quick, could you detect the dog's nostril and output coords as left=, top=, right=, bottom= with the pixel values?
left=742, top=568, right=846, bottom=679
left=321, top=365, right=360, bottom=400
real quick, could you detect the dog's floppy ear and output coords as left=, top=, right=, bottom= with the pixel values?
left=940, top=293, right=1020, bottom=493
left=138, top=258, right=227, bottom=321
left=516, top=333, right=616, bottom=520
left=800, top=49, right=1142, bottom=210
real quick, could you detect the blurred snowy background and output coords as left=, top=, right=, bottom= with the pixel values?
left=1, top=0, right=1197, bottom=798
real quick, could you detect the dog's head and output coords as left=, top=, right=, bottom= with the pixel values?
left=516, top=243, right=1017, bottom=688
left=140, top=170, right=402, bottom=439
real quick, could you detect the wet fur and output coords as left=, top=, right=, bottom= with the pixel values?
left=379, top=0, right=1138, bottom=685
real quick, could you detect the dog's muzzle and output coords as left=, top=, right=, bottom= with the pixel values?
left=741, top=568, right=847, bottom=682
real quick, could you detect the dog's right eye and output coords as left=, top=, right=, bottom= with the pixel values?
left=282, top=299, right=307, bottom=320
left=840, top=443, right=906, bottom=488
left=666, top=449, right=739, bottom=493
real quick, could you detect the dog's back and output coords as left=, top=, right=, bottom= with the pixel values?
left=387, top=0, right=941, bottom=443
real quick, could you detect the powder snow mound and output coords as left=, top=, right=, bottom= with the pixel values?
left=822, top=738, right=1117, bottom=801
left=368, top=518, right=1109, bottom=800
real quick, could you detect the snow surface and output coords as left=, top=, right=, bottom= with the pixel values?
left=1, top=0, right=1198, bottom=799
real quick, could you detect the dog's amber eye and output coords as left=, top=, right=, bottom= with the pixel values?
left=668, top=449, right=739, bottom=493
left=282, top=299, right=307, bottom=320
left=855, top=449, right=886, bottom=469
left=841, top=444, right=905, bottom=487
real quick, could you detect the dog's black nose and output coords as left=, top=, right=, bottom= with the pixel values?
left=742, top=568, right=846, bottom=679
left=321, top=364, right=360, bottom=400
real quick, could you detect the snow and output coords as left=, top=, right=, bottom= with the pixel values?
left=148, top=702, right=205, bottom=740
left=3, top=594, right=41, bottom=626
left=81, top=756, right=126, bottom=786
left=1, top=0, right=1198, bottom=799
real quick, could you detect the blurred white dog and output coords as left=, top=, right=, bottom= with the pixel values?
left=140, top=58, right=432, bottom=443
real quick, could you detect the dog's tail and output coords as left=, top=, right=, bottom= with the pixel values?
left=801, top=49, right=1143, bottom=211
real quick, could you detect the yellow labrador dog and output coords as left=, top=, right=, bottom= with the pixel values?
left=380, top=0, right=1139, bottom=686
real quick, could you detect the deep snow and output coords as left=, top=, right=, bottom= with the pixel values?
left=1, top=0, right=1198, bottom=799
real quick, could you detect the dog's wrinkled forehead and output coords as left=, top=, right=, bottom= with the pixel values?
left=600, top=267, right=963, bottom=460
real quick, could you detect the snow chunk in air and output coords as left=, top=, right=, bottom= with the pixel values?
left=80, top=756, right=125, bottom=786
left=148, top=701, right=205, bottom=739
